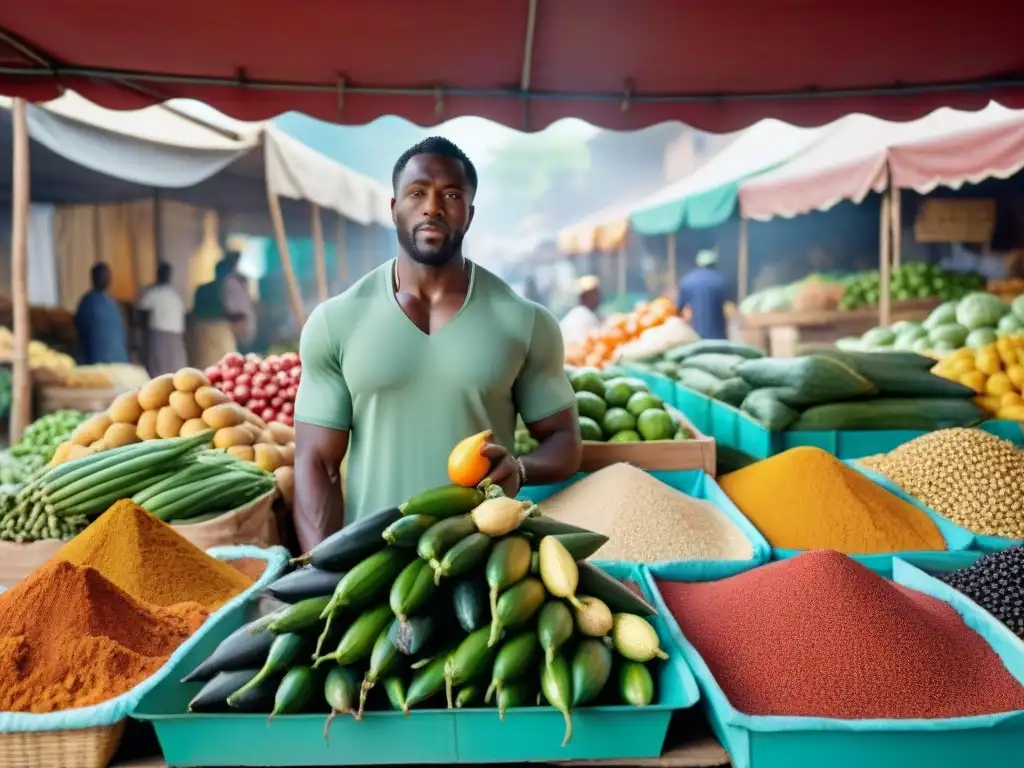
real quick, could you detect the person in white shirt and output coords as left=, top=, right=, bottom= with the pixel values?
left=135, top=261, right=187, bottom=376
left=559, top=274, right=602, bottom=345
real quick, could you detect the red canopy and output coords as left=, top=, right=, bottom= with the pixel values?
left=1, top=1, right=1024, bottom=132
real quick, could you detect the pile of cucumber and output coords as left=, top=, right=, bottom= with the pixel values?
left=0, top=433, right=276, bottom=542
left=182, top=483, right=668, bottom=747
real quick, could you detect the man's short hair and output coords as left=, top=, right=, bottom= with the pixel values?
left=392, top=136, right=477, bottom=194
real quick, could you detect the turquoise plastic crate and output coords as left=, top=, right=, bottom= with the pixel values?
left=133, top=602, right=458, bottom=766
left=856, top=463, right=1024, bottom=554
left=451, top=563, right=700, bottom=762
left=643, top=558, right=1024, bottom=768
left=673, top=383, right=1024, bottom=460
left=522, top=469, right=772, bottom=569
left=764, top=462, right=975, bottom=573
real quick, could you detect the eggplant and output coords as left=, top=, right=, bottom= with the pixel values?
left=296, top=506, right=402, bottom=572
left=264, top=567, right=346, bottom=603
left=180, top=616, right=276, bottom=683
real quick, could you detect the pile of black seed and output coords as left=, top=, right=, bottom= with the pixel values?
left=940, top=547, right=1024, bottom=639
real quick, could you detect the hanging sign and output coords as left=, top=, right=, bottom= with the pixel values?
left=914, top=198, right=996, bottom=244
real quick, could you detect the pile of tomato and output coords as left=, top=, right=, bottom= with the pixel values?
left=205, top=352, right=301, bottom=427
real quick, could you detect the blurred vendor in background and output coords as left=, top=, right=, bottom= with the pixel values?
left=677, top=249, right=732, bottom=340
left=74, top=262, right=130, bottom=365
left=135, top=261, right=187, bottom=376
left=559, top=274, right=602, bottom=345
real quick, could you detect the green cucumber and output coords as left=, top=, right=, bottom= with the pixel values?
left=399, top=484, right=485, bottom=518
left=541, top=652, right=574, bottom=747
left=417, top=514, right=477, bottom=569
left=571, top=638, right=613, bottom=706
left=389, top=559, right=437, bottom=621
left=489, top=577, right=545, bottom=647
left=383, top=514, right=438, bottom=547
left=551, top=532, right=610, bottom=561
left=485, top=535, right=532, bottom=626
left=405, top=652, right=450, bottom=712
left=226, top=633, right=308, bottom=706
left=267, top=596, right=331, bottom=635
left=497, top=678, right=535, bottom=721
left=485, top=631, right=539, bottom=703
left=436, top=532, right=492, bottom=584
left=389, top=614, right=436, bottom=656
left=455, top=683, right=483, bottom=708
left=358, top=623, right=404, bottom=718
left=383, top=676, right=408, bottom=711
left=316, top=548, right=412, bottom=656
left=520, top=516, right=594, bottom=537
left=444, top=625, right=496, bottom=708
left=315, top=604, right=395, bottom=667
left=453, top=579, right=490, bottom=633
left=269, top=665, right=315, bottom=720
left=265, top=567, right=345, bottom=603
left=323, top=666, right=360, bottom=738
left=619, top=661, right=655, bottom=706
left=538, top=600, right=574, bottom=665
left=576, top=561, right=656, bottom=616
left=299, top=505, right=402, bottom=570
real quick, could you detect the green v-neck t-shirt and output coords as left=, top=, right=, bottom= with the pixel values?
left=295, top=260, right=576, bottom=523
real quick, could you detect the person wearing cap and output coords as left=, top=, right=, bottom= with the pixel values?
left=559, top=275, right=602, bottom=345
left=677, top=249, right=732, bottom=340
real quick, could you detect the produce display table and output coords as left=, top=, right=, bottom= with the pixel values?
left=739, top=299, right=940, bottom=357
left=581, top=407, right=716, bottom=476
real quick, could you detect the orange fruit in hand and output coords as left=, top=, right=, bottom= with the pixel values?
left=448, top=430, right=492, bottom=487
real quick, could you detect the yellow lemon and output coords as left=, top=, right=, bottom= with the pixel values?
left=975, top=347, right=1004, bottom=376
left=973, top=395, right=1002, bottom=415
left=960, top=370, right=988, bottom=394
left=985, top=371, right=1014, bottom=396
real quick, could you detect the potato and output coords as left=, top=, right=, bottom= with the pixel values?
left=214, top=425, right=256, bottom=449
left=268, top=422, right=295, bottom=445
left=156, top=406, right=185, bottom=439
left=202, top=402, right=246, bottom=430
left=89, top=439, right=107, bottom=453
left=50, top=440, right=74, bottom=466
left=138, top=374, right=175, bottom=411
left=72, top=414, right=112, bottom=446
left=258, top=428, right=275, bottom=444
left=136, top=410, right=160, bottom=441
left=245, top=410, right=268, bottom=430
left=277, top=442, right=295, bottom=465
left=254, top=443, right=284, bottom=472
left=227, top=445, right=255, bottom=462
left=179, top=417, right=209, bottom=437
left=67, top=444, right=94, bottom=462
left=274, top=466, right=295, bottom=507
left=108, top=390, right=143, bottom=424
left=103, top=422, right=140, bottom=449
left=169, top=390, right=204, bottom=421
left=194, top=385, right=229, bottom=410
left=242, top=421, right=264, bottom=442
left=172, top=367, right=210, bottom=393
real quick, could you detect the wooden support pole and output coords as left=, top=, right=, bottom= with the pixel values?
left=617, top=245, right=628, bottom=296
left=10, top=98, right=30, bottom=443
left=310, top=204, right=329, bottom=303
left=879, top=192, right=892, bottom=327
left=890, top=186, right=902, bottom=270
left=738, top=216, right=750, bottom=301
left=335, top=215, right=349, bottom=286
left=265, top=186, right=306, bottom=327
left=666, top=233, right=677, bottom=296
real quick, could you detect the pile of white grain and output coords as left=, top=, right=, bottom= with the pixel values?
left=538, top=463, right=753, bottom=562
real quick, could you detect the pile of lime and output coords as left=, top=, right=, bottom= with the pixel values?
left=567, top=366, right=692, bottom=443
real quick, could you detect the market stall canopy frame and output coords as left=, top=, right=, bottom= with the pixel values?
left=1, top=1, right=1023, bottom=132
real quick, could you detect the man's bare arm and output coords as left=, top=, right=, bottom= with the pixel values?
left=293, top=421, right=348, bottom=554
left=522, top=406, right=582, bottom=485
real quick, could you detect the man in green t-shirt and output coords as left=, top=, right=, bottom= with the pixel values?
left=293, top=137, right=582, bottom=551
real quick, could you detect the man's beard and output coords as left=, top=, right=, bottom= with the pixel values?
left=397, top=225, right=465, bottom=267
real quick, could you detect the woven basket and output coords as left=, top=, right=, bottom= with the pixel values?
left=0, top=720, right=126, bottom=768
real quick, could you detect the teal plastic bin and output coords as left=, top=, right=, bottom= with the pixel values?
left=522, top=469, right=771, bottom=569
left=452, top=563, right=699, bottom=762
left=643, top=558, right=1024, bottom=768
left=856, top=463, right=1024, bottom=554
left=673, top=383, right=1024, bottom=460
left=133, top=603, right=458, bottom=766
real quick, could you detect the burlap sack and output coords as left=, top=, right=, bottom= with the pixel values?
left=170, top=489, right=280, bottom=551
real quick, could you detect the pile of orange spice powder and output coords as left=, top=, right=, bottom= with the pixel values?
left=0, top=500, right=254, bottom=712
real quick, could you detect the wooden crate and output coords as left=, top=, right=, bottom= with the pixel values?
left=580, top=407, right=716, bottom=476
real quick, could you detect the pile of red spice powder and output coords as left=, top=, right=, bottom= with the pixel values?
left=657, top=550, right=1024, bottom=719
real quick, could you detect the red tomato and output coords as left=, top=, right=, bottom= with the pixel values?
left=290, top=365, right=302, bottom=380
left=278, top=414, right=294, bottom=427
left=249, top=398, right=267, bottom=411
left=235, top=372, right=252, bottom=387
left=275, top=371, right=291, bottom=386
left=281, top=352, right=300, bottom=368
left=281, top=401, right=294, bottom=415
left=252, top=372, right=269, bottom=388
left=220, top=367, right=239, bottom=382
left=251, top=386, right=265, bottom=400
left=246, top=353, right=263, bottom=363
left=204, top=366, right=222, bottom=382
left=242, top=361, right=259, bottom=375
left=264, top=382, right=279, bottom=397
left=233, top=384, right=250, bottom=401
left=261, top=407, right=277, bottom=423
left=259, top=360, right=274, bottom=374
left=223, top=352, right=244, bottom=368
left=285, top=385, right=297, bottom=399
left=271, top=396, right=284, bottom=409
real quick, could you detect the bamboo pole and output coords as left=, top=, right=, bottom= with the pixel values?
left=265, top=186, right=306, bottom=327
left=310, top=204, right=328, bottom=303
left=890, top=186, right=902, bottom=270
left=335, top=215, right=349, bottom=287
left=879, top=192, right=892, bottom=327
left=10, top=98, right=30, bottom=443
left=738, top=216, right=750, bottom=301
left=666, top=233, right=677, bottom=296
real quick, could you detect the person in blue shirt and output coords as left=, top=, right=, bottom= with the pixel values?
left=74, top=262, right=130, bottom=365
left=676, top=249, right=733, bottom=340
